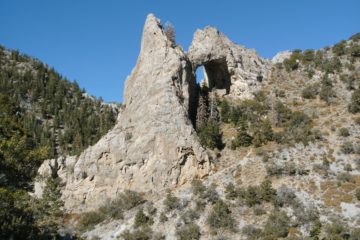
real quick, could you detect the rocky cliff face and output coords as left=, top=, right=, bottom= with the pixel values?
left=36, top=14, right=270, bottom=212
left=188, top=26, right=271, bottom=99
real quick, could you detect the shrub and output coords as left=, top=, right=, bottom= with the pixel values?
left=243, top=181, right=276, bottom=207
left=191, top=180, right=206, bottom=196
left=302, top=49, right=315, bottom=64
left=259, top=180, right=277, bottom=202
left=115, top=190, right=145, bottom=211
left=159, top=212, right=168, bottom=223
left=339, top=128, right=350, bottom=137
left=180, top=209, right=200, bottom=224
left=274, top=101, right=292, bottom=125
left=251, top=119, right=273, bottom=147
left=310, top=219, right=322, bottom=239
left=284, top=50, right=302, bottom=71
left=275, top=186, right=298, bottom=207
left=164, top=22, right=176, bottom=47
left=351, top=228, right=360, bottom=240
left=355, top=188, right=360, bottom=201
left=332, top=41, right=346, bottom=56
left=202, top=185, right=219, bottom=204
left=225, top=183, right=238, bottom=200
left=349, top=88, right=360, bottom=113
left=262, top=210, right=290, bottom=239
left=344, top=163, right=353, bottom=172
left=253, top=205, right=266, bottom=216
left=231, top=126, right=253, bottom=149
left=341, top=141, right=354, bottom=154
left=242, top=225, right=263, bottom=240
left=77, top=211, right=106, bottom=230
left=266, top=163, right=284, bottom=176
left=337, top=172, right=355, bottom=183
left=320, top=75, right=336, bottom=104
left=324, top=220, right=349, bottom=240
left=274, top=88, right=286, bottom=98
left=176, top=223, right=201, bottom=240
left=197, top=120, right=223, bottom=150
left=322, top=57, right=342, bottom=73
left=120, top=226, right=152, bottom=240
left=302, top=84, right=319, bottom=99
left=314, top=50, right=324, bottom=68
left=350, top=44, right=360, bottom=57
left=163, top=192, right=181, bottom=211
left=219, top=99, right=231, bottom=123
left=286, top=111, right=313, bottom=144
left=244, top=186, right=262, bottom=207
left=134, top=209, right=153, bottom=228
left=207, top=200, right=235, bottom=231
left=355, top=117, right=360, bottom=125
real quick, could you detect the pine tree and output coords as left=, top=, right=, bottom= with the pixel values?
left=35, top=177, right=64, bottom=237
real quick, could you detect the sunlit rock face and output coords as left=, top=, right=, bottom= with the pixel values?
left=188, top=26, right=271, bottom=99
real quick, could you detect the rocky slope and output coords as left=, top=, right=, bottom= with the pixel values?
left=35, top=14, right=360, bottom=239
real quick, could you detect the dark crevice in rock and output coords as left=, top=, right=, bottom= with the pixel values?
left=202, top=58, right=231, bottom=94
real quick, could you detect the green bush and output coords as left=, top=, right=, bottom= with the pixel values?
left=274, top=101, right=292, bottom=125
left=286, top=111, right=313, bottom=144
left=349, top=88, right=360, bottom=113
left=332, top=41, right=346, bottom=56
left=78, top=190, right=144, bottom=230
left=242, top=225, right=263, bottom=240
left=337, top=172, right=355, bottom=183
left=114, top=190, right=145, bottom=211
left=120, top=226, right=152, bottom=240
left=339, top=127, right=350, bottom=137
left=191, top=180, right=206, bottom=196
left=302, top=84, right=319, bottom=99
left=219, top=99, right=231, bottom=123
left=351, top=228, right=360, bottom=240
left=176, top=223, right=201, bottom=240
left=355, top=188, right=360, bottom=201
left=341, top=141, right=354, bottom=154
left=180, top=209, right=200, bottom=224
left=284, top=50, right=303, bottom=71
left=322, top=57, right=342, bottom=73
left=302, top=49, right=315, bottom=64
left=252, top=119, right=273, bottom=147
left=197, top=120, right=223, bottom=149
left=159, top=212, right=168, bottom=223
left=77, top=211, right=106, bottom=230
left=262, top=210, right=290, bottom=239
left=134, top=209, right=153, bottom=228
left=320, top=75, right=336, bottom=104
left=207, top=200, right=235, bottom=231
left=202, top=185, right=219, bottom=204
left=350, top=44, right=360, bottom=57
left=231, top=126, right=253, bottom=149
left=163, top=192, right=181, bottom=211
left=225, top=183, right=238, bottom=200
left=324, top=220, right=349, bottom=240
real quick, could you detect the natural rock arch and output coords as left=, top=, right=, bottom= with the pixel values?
left=196, top=58, right=231, bottom=94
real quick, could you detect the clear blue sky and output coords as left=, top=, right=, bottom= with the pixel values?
left=0, top=0, right=359, bottom=103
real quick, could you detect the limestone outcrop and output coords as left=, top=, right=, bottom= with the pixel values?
left=35, top=14, right=272, bottom=212
left=188, top=26, right=271, bottom=99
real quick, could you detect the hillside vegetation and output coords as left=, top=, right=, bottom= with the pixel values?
left=0, top=46, right=118, bottom=239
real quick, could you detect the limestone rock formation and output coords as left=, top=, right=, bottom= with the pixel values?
left=272, top=50, right=292, bottom=64
left=35, top=14, right=271, bottom=213
left=36, top=14, right=211, bottom=212
left=188, top=26, right=271, bottom=99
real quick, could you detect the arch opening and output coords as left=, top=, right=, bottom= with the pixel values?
left=201, top=58, right=231, bottom=94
